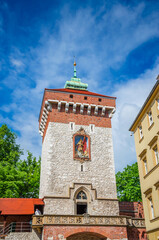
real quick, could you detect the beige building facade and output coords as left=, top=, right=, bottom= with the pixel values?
left=130, top=79, right=159, bottom=240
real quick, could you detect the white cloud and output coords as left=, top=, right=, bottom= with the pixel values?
left=0, top=103, right=17, bottom=113
left=1, top=2, right=159, bottom=169
left=112, top=59, right=159, bottom=172
left=10, top=58, right=24, bottom=68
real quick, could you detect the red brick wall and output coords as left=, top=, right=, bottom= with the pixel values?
left=119, top=202, right=144, bottom=218
left=127, top=227, right=147, bottom=240
left=40, top=90, right=116, bottom=141
left=43, top=225, right=128, bottom=240
left=39, top=90, right=116, bottom=122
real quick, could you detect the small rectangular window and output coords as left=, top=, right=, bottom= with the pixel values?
left=98, top=98, right=102, bottom=102
left=154, top=146, right=159, bottom=164
left=139, top=126, right=143, bottom=139
left=149, top=198, right=155, bottom=219
left=90, top=124, right=95, bottom=133
left=70, top=122, right=75, bottom=131
left=84, top=96, right=87, bottom=100
left=143, top=159, right=148, bottom=174
left=157, top=99, right=159, bottom=110
left=148, top=111, right=153, bottom=126
left=70, top=94, right=73, bottom=98
left=81, top=165, right=83, bottom=172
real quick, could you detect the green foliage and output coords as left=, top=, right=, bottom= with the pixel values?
left=18, top=152, right=41, bottom=198
left=0, top=124, right=23, bottom=165
left=116, top=162, right=142, bottom=202
left=0, top=124, right=41, bottom=198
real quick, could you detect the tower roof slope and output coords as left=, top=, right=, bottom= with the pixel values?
left=45, top=88, right=116, bottom=99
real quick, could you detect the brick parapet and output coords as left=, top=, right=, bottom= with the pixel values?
left=39, top=90, right=116, bottom=141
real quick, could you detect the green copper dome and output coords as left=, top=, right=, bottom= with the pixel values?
left=64, top=61, right=88, bottom=91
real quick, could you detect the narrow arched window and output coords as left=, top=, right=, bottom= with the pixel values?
left=76, top=190, right=88, bottom=215
left=77, top=191, right=87, bottom=200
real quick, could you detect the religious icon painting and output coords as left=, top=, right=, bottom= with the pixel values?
left=73, top=128, right=91, bottom=162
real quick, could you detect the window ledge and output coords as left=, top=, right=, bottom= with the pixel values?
left=148, top=122, right=154, bottom=131
left=150, top=216, right=159, bottom=223
left=144, top=163, right=159, bottom=179
left=139, top=136, right=144, bottom=143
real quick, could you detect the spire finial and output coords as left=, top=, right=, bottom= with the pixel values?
left=74, top=56, right=76, bottom=66
left=74, top=56, right=77, bottom=78
left=156, top=74, right=159, bottom=81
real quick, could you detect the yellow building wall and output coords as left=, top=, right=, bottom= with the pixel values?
left=133, top=87, right=159, bottom=239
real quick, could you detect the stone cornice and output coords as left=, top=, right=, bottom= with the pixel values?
left=32, top=215, right=145, bottom=228
left=42, top=183, right=118, bottom=202
left=39, top=99, right=116, bottom=136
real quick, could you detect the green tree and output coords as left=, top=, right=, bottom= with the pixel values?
left=18, top=152, right=41, bottom=198
left=0, top=124, right=40, bottom=198
left=116, top=162, right=142, bottom=202
left=0, top=124, right=23, bottom=165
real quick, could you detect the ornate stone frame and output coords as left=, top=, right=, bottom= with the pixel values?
left=73, top=128, right=91, bottom=163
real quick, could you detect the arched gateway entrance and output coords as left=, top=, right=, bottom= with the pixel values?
left=67, top=232, right=107, bottom=240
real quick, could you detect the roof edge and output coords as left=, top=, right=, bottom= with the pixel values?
left=45, top=88, right=117, bottom=99
left=129, top=80, right=159, bottom=132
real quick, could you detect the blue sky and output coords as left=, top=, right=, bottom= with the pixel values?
left=0, top=0, right=159, bottom=172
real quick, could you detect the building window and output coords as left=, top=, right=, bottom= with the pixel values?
left=76, top=190, right=87, bottom=214
left=148, top=111, right=153, bottom=126
left=157, top=99, right=159, bottom=110
left=98, top=98, right=102, bottom=102
left=154, top=146, right=159, bottom=164
left=149, top=197, right=155, bottom=219
left=143, top=159, right=148, bottom=174
left=81, top=165, right=83, bottom=172
left=70, top=94, right=73, bottom=98
left=90, top=124, right=95, bottom=133
left=84, top=96, right=87, bottom=100
left=70, top=122, right=75, bottom=131
left=139, top=126, right=143, bottom=139
left=77, top=191, right=87, bottom=200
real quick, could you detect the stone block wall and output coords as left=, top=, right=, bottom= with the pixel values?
left=39, top=122, right=118, bottom=215
left=5, top=229, right=41, bottom=240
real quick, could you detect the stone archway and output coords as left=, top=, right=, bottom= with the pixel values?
left=67, top=232, right=107, bottom=240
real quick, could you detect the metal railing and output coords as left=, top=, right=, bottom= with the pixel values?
left=0, top=222, right=31, bottom=238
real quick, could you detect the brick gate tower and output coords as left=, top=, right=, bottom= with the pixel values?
left=32, top=62, right=146, bottom=240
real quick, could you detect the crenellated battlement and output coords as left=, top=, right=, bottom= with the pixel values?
left=39, top=98, right=116, bottom=137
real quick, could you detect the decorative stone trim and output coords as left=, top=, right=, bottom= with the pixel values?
left=32, top=215, right=145, bottom=228
left=39, top=101, right=52, bottom=136
left=39, top=99, right=116, bottom=135
left=87, top=105, right=91, bottom=115
left=154, top=181, right=159, bottom=189
left=73, top=104, right=76, bottom=113
left=148, top=135, right=158, bottom=147
left=138, top=148, right=147, bottom=158
left=32, top=215, right=127, bottom=227
left=58, top=102, right=61, bottom=112
left=43, top=183, right=119, bottom=201
left=80, top=104, right=84, bottom=114
left=144, top=188, right=152, bottom=197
